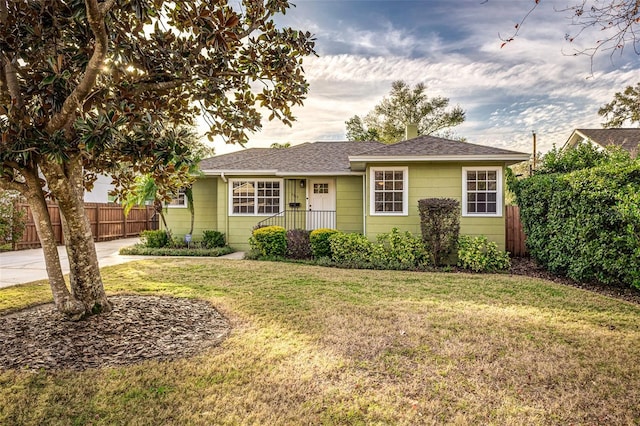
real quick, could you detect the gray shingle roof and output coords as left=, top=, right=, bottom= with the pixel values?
left=353, top=135, right=528, bottom=157
left=200, top=142, right=383, bottom=175
left=576, top=128, right=640, bottom=153
left=199, top=137, right=529, bottom=175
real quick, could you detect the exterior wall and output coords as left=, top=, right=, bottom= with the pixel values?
left=165, top=177, right=218, bottom=242
left=364, top=162, right=507, bottom=250
left=336, top=175, right=364, bottom=234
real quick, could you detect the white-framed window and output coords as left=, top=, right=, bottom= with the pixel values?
left=167, top=188, right=188, bottom=208
left=370, top=167, right=408, bottom=215
left=229, top=179, right=283, bottom=216
left=462, top=167, right=502, bottom=217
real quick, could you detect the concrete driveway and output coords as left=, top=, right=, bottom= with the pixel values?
left=0, top=238, right=142, bottom=289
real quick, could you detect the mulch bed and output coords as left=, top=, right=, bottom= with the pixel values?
left=0, top=295, right=230, bottom=372
left=510, top=257, right=640, bottom=305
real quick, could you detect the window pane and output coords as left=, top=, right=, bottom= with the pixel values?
left=372, top=169, right=405, bottom=214
left=465, top=169, right=499, bottom=215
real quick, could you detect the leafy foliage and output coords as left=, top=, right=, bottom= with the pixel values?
left=418, top=198, right=460, bottom=266
left=345, top=80, right=465, bottom=144
left=373, top=228, right=429, bottom=269
left=119, top=245, right=233, bottom=257
left=202, top=230, right=226, bottom=249
left=309, top=228, right=340, bottom=259
left=511, top=145, right=640, bottom=289
left=251, top=226, right=287, bottom=258
left=599, top=82, right=640, bottom=128
left=140, top=230, right=170, bottom=248
left=329, top=232, right=373, bottom=264
left=285, top=229, right=311, bottom=259
left=457, top=235, right=511, bottom=273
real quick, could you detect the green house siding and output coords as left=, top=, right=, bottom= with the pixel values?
left=336, top=175, right=364, bottom=234
left=365, top=163, right=507, bottom=250
left=164, top=177, right=217, bottom=241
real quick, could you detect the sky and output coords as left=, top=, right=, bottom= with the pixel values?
left=210, top=0, right=639, bottom=156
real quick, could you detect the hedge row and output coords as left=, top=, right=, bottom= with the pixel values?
left=512, top=154, right=640, bottom=289
left=249, top=226, right=511, bottom=273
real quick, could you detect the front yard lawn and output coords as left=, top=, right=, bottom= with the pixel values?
left=1, top=259, right=639, bottom=425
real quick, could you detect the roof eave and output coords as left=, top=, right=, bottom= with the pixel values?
left=348, top=154, right=531, bottom=163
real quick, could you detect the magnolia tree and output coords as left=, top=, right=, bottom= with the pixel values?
left=0, top=0, right=315, bottom=319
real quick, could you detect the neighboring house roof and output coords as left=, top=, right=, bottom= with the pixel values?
left=564, top=128, right=640, bottom=155
left=199, top=137, right=529, bottom=176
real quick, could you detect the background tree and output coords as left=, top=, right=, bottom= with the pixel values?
left=599, top=82, right=640, bottom=128
left=270, top=142, right=291, bottom=148
left=345, top=81, right=465, bottom=144
left=0, top=1, right=315, bottom=319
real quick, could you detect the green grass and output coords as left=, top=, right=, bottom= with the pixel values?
left=1, top=258, right=639, bottom=425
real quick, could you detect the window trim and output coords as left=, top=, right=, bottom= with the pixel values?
left=370, top=166, right=408, bottom=216
left=166, top=188, right=188, bottom=209
left=461, top=166, right=503, bottom=217
left=228, top=178, right=284, bottom=216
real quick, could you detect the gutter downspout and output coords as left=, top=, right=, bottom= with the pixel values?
left=362, top=172, right=367, bottom=237
left=220, top=172, right=229, bottom=240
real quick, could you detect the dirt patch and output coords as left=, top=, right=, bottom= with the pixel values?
left=510, top=257, right=640, bottom=305
left=0, top=295, right=230, bottom=371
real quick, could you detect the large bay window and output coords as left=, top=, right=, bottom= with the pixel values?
left=462, top=167, right=502, bottom=216
left=370, top=167, right=408, bottom=215
left=230, top=179, right=282, bottom=215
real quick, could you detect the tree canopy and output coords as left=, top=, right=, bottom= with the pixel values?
left=345, top=80, right=465, bottom=144
left=599, top=82, right=640, bottom=128
left=0, top=0, right=315, bottom=319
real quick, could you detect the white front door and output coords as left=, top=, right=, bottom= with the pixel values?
left=307, top=179, right=336, bottom=229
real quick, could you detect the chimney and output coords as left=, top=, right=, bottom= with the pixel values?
left=405, top=123, right=418, bottom=140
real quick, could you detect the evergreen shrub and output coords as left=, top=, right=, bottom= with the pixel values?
left=251, top=226, right=287, bottom=257
left=309, top=228, right=340, bottom=258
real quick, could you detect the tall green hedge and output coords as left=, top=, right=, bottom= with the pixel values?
left=512, top=157, right=640, bottom=289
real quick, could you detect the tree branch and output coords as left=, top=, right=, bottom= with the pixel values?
left=46, top=0, right=110, bottom=134
left=1, top=53, right=25, bottom=110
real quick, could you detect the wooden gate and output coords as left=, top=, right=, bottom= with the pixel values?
left=505, top=205, right=528, bottom=257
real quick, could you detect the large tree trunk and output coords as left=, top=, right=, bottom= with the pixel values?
left=22, top=169, right=85, bottom=320
left=41, top=155, right=112, bottom=316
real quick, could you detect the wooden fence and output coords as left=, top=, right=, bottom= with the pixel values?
left=15, top=202, right=158, bottom=249
left=505, top=205, right=528, bottom=257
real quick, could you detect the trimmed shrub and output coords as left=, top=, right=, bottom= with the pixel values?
left=418, top=198, right=460, bottom=266
left=309, top=228, right=340, bottom=259
left=511, top=148, right=640, bottom=289
left=329, top=232, right=373, bottom=264
left=457, top=235, right=511, bottom=273
left=202, top=230, right=225, bottom=248
left=251, top=226, right=287, bottom=257
left=286, top=229, right=312, bottom=259
left=140, top=230, right=170, bottom=248
left=373, top=228, right=429, bottom=269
